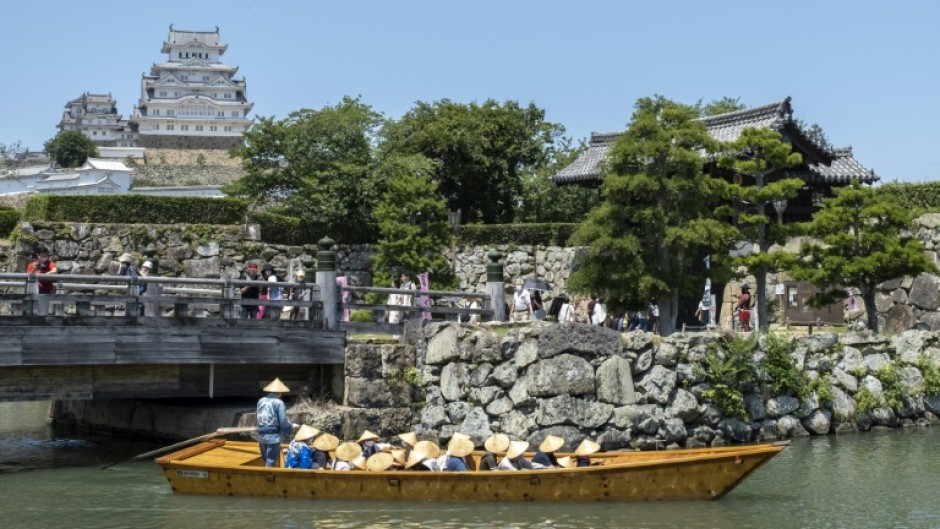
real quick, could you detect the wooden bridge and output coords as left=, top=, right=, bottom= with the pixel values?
left=0, top=273, right=344, bottom=401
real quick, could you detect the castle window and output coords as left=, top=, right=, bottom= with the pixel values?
left=153, top=109, right=160, bottom=116
left=224, top=126, right=232, bottom=132
left=195, top=125, right=203, bottom=131
left=181, top=125, right=189, bottom=131
left=154, top=125, right=160, bottom=130
left=166, top=125, right=173, bottom=130
left=231, top=111, right=238, bottom=117
left=224, top=93, right=232, bottom=99
left=210, top=125, right=217, bottom=131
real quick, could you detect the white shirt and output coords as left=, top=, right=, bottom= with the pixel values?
left=592, top=303, right=607, bottom=325
left=559, top=303, right=574, bottom=323
left=513, top=289, right=530, bottom=311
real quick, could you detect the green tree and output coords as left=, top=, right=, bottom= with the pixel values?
left=699, top=96, right=746, bottom=116
left=718, top=128, right=803, bottom=332
left=43, top=131, right=98, bottom=168
left=373, top=154, right=453, bottom=287
left=568, top=96, right=734, bottom=335
left=516, top=137, right=599, bottom=223
left=786, top=181, right=936, bottom=334
left=226, top=96, right=383, bottom=240
left=381, top=99, right=563, bottom=224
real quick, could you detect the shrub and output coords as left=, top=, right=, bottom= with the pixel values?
left=762, top=334, right=806, bottom=398
left=249, top=211, right=376, bottom=245
left=879, top=181, right=940, bottom=212
left=456, top=223, right=578, bottom=246
left=854, top=386, right=884, bottom=414
left=23, top=195, right=248, bottom=225
left=696, top=334, right=759, bottom=421
left=917, top=357, right=940, bottom=396
left=0, top=209, right=19, bottom=237
left=349, top=309, right=374, bottom=323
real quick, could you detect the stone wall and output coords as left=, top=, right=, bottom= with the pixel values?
left=139, top=135, right=243, bottom=150
left=404, top=323, right=939, bottom=451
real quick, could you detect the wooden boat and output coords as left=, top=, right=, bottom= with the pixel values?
left=156, top=440, right=788, bottom=502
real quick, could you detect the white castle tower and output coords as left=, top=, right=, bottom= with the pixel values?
left=131, top=26, right=253, bottom=149
left=58, top=93, right=138, bottom=148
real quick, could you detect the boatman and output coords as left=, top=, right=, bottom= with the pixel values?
left=256, top=378, right=297, bottom=467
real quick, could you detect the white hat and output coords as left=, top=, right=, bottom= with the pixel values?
left=141, top=261, right=153, bottom=269
left=118, top=253, right=134, bottom=264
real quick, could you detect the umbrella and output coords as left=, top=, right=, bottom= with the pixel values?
left=523, top=278, right=552, bottom=292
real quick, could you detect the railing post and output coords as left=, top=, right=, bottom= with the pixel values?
left=221, top=279, right=235, bottom=319
left=24, top=274, right=38, bottom=316
left=126, top=276, right=140, bottom=317
left=485, top=249, right=505, bottom=322
left=316, top=236, right=338, bottom=330
left=53, top=282, right=65, bottom=316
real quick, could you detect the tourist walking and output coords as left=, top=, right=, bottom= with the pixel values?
left=288, top=269, right=308, bottom=320
left=736, top=284, right=752, bottom=332
left=512, top=282, right=531, bottom=322
left=240, top=264, right=261, bottom=319
left=386, top=279, right=403, bottom=324
left=649, top=300, right=660, bottom=334
left=400, top=273, right=417, bottom=320
left=26, top=246, right=58, bottom=294
left=256, top=378, right=297, bottom=467
left=591, top=297, right=607, bottom=326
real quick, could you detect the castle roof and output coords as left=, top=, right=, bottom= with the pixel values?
left=162, top=26, right=227, bottom=53
left=552, top=98, right=878, bottom=185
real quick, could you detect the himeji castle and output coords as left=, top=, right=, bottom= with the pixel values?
left=129, top=26, right=254, bottom=149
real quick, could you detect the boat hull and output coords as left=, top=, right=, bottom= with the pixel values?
left=157, top=441, right=786, bottom=502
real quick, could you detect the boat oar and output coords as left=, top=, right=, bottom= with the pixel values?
left=100, top=426, right=255, bottom=470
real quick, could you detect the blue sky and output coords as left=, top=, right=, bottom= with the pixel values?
left=3, top=1, right=938, bottom=182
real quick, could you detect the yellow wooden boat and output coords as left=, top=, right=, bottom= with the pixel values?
left=156, top=439, right=788, bottom=502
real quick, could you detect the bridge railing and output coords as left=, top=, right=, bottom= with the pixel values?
left=339, top=285, right=494, bottom=333
left=0, top=273, right=323, bottom=327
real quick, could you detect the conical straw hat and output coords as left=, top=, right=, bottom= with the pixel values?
left=336, top=442, right=362, bottom=462
left=262, top=378, right=290, bottom=393
left=366, top=452, right=394, bottom=471
left=574, top=439, right=601, bottom=456
left=391, top=448, right=407, bottom=465
left=556, top=456, right=573, bottom=468
left=352, top=455, right=367, bottom=470
left=539, top=435, right=564, bottom=453
left=447, top=436, right=474, bottom=457
left=484, top=433, right=510, bottom=454
left=313, top=433, right=339, bottom=452
left=398, top=431, right=418, bottom=447
left=451, top=432, right=470, bottom=442
left=404, top=450, right=428, bottom=469
left=506, top=440, right=529, bottom=459
left=293, top=424, right=320, bottom=442
left=413, top=440, right=441, bottom=459
left=356, top=430, right=380, bottom=443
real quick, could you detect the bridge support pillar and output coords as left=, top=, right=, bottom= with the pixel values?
left=485, top=249, right=506, bottom=322
left=317, top=236, right=338, bottom=330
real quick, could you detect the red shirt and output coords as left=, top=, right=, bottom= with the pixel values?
left=26, top=259, right=57, bottom=294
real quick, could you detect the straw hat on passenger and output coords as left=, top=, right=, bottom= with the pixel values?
left=335, top=442, right=362, bottom=462
left=506, top=440, right=529, bottom=460
left=484, top=433, right=510, bottom=454
left=447, top=436, right=474, bottom=458
left=556, top=456, right=574, bottom=469
left=366, top=452, right=394, bottom=471
left=413, top=440, right=441, bottom=459
left=391, top=448, right=407, bottom=466
left=293, top=424, right=320, bottom=442
left=262, top=378, right=290, bottom=393
left=404, top=450, right=429, bottom=470
left=356, top=430, right=380, bottom=443
left=398, top=431, right=418, bottom=447
left=351, top=455, right=367, bottom=470
left=575, top=439, right=601, bottom=457
left=539, top=435, right=564, bottom=453
left=313, top=433, right=339, bottom=452
left=118, top=253, right=134, bottom=263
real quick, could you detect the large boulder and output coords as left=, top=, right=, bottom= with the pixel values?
left=420, top=405, right=449, bottom=429
left=632, top=350, right=653, bottom=374
left=533, top=323, right=622, bottom=359
left=610, top=404, right=660, bottom=430
left=183, top=256, right=220, bottom=277
left=831, top=368, right=858, bottom=392
left=744, top=393, right=766, bottom=421
left=595, top=356, right=636, bottom=405
left=425, top=325, right=460, bottom=365
left=485, top=397, right=514, bottom=416
left=653, top=342, right=678, bottom=367
left=440, top=363, right=470, bottom=401
left=498, top=409, right=530, bottom=439
left=660, top=418, right=687, bottom=444
left=344, top=343, right=383, bottom=378
left=635, top=365, right=677, bottom=405
left=777, top=415, right=810, bottom=437
left=458, top=407, right=493, bottom=446
left=837, top=347, right=865, bottom=373
left=924, top=394, right=940, bottom=416
left=830, top=387, right=856, bottom=422
left=718, top=418, right=751, bottom=443
left=535, top=394, right=613, bottom=429
left=490, top=361, right=518, bottom=388
left=885, top=305, right=918, bottom=334
left=801, top=409, right=832, bottom=435
left=765, top=396, right=800, bottom=419
left=908, top=273, right=940, bottom=310
left=526, top=426, right=583, bottom=452
left=524, top=354, right=595, bottom=397
left=515, top=339, right=539, bottom=368
left=667, top=388, right=700, bottom=422
left=344, top=378, right=410, bottom=408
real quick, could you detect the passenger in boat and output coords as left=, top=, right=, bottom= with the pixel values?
left=413, top=440, right=442, bottom=471
left=398, top=431, right=418, bottom=460
left=480, top=433, right=510, bottom=471
left=575, top=439, right=601, bottom=467
left=311, top=433, right=339, bottom=469
left=390, top=448, right=407, bottom=469
left=404, top=449, right=438, bottom=471
left=357, top=430, right=389, bottom=457
left=256, top=378, right=298, bottom=467
left=443, top=435, right=473, bottom=471
left=331, top=442, right=364, bottom=471
left=531, top=435, right=564, bottom=469
left=284, top=425, right=320, bottom=469
left=498, top=440, right=533, bottom=470
left=366, top=452, right=395, bottom=471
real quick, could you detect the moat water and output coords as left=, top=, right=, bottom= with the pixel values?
left=0, top=401, right=938, bottom=529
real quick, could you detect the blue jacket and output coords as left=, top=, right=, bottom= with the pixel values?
left=532, top=451, right=559, bottom=468
left=285, top=442, right=313, bottom=469
left=256, top=394, right=292, bottom=444
left=444, top=455, right=468, bottom=471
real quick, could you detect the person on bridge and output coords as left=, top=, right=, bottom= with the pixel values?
left=26, top=246, right=57, bottom=294
left=256, top=378, right=297, bottom=467
left=240, top=264, right=261, bottom=319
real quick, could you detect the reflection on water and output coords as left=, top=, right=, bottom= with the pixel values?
left=0, top=401, right=939, bottom=528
